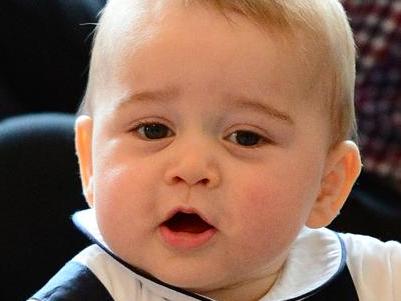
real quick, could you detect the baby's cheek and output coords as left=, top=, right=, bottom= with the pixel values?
left=227, top=189, right=300, bottom=275
left=235, top=179, right=304, bottom=244
left=239, top=178, right=296, bottom=217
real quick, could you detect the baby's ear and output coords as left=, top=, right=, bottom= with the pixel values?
left=75, top=115, right=94, bottom=207
left=306, top=141, right=361, bottom=228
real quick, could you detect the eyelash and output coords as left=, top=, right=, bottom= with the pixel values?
left=130, top=121, right=272, bottom=147
left=131, top=121, right=175, bottom=140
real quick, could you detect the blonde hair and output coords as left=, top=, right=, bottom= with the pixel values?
left=79, top=0, right=357, bottom=144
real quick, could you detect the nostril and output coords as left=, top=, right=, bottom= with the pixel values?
left=164, top=165, right=219, bottom=187
left=167, top=175, right=211, bottom=186
left=200, top=178, right=209, bottom=185
left=171, top=176, right=184, bottom=184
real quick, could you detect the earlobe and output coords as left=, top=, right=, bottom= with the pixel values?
left=306, top=141, right=362, bottom=228
left=75, top=115, right=94, bottom=207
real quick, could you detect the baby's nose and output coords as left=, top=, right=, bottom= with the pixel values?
left=163, top=142, right=221, bottom=189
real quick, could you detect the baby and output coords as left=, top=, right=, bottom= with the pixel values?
left=30, top=0, right=401, bottom=300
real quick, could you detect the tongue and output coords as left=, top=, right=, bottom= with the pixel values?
left=165, top=213, right=212, bottom=234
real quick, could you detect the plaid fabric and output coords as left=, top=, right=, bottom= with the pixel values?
left=342, top=0, right=401, bottom=188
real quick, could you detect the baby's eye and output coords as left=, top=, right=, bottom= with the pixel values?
left=133, top=123, right=173, bottom=140
left=226, top=130, right=266, bottom=147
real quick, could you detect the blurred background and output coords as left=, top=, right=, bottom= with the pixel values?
left=0, top=0, right=400, bottom=300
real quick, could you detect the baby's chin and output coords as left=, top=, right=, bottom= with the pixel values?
left=142, top=263, right=238, bottom=295
left=152, top=267, right=265, bottom=298
left=153, top=268, right=222, bottom=288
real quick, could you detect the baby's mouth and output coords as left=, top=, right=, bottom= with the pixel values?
left=162, top=212, right=214, bottom=234
left=160, top=210, right=216, bottom=250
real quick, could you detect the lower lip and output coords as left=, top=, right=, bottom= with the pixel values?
left=159, top=225, right=217, bottom=250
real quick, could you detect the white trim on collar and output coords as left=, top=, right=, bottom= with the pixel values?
left=261, top=227, right=344, bottom=300
left=73, top=209, right=344, bottom=301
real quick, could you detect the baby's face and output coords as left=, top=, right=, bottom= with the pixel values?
left=86, top=2, right=333, bottom=299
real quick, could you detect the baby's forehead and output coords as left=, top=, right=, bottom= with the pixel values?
left=100, top=0, right=354, bottom=58
left=99, top=0, right=330, bottom=59
left=95, top=7, right=324, bottom=104
left=91, top=1, right=336, bottom=107
left=96, top=0, right=321, bottom=74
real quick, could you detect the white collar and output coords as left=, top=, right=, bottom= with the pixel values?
left=73, top=209, right=345, bottom=301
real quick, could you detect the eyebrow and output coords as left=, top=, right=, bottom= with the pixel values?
left=116, top=86, right=180, bottom=110
left=230, top=95, right=294, bottom=125
left=116, top=88, right=294, bottom=124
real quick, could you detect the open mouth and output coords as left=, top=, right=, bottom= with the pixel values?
left=163, top=212, right=214, bottom=234
left=160, top=210, right=217, bottom=250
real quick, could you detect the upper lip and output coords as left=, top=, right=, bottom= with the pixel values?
left=161, top=206, right=215, bottom=228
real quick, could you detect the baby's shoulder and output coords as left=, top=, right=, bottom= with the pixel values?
left=339, top=232, right=401, bottom=300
